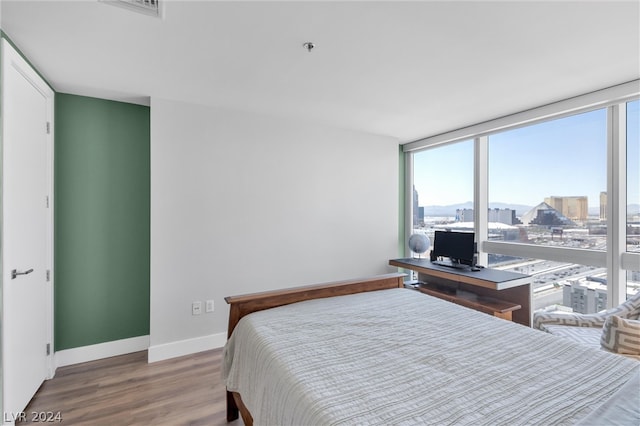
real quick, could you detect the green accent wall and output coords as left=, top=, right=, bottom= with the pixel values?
left=54, top=94, right=150, bottom=351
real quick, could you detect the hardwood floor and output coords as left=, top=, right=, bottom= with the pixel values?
left=19, top=349, right=244, bottom=426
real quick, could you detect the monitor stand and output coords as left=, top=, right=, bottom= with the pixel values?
left=431, top=258, right=469, bottom=270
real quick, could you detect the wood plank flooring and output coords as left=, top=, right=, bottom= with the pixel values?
left=18, top=349, right=243, bottom=426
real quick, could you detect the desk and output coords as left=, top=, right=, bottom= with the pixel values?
left=390, top=258, right=532, bottom=326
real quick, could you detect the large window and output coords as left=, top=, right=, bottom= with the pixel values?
left=407, top=85, right=639, bottom=314
left=412, top=140, right=474, bottom=242
left=486, top=109, right=608, bottom=312
left=488, top=109, right=607, bottom=250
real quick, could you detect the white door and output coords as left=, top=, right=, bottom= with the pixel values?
left=1, top=39, right=54, bottom=417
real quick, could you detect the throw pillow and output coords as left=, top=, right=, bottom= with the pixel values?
left=600, top=315, right=640, bottom=355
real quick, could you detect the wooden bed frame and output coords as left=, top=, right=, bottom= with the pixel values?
left=223, top=273, right=406, bottom=425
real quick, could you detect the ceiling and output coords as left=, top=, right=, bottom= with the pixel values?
left=2, top=1, right=639, bottom=143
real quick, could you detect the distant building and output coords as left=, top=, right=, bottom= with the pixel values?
left=413, top=186, right=419, bottom=226
left=562, top=280, right=607, bottom=314
left=600, top=192, right=607, bottom=220
left=544, top=196, right=588, bottom=222
left=521, top=202, right=574, bottom=226
left=455, top=208, right=521, bottom=226
left=489, top=208, right=522, bottom=225
left=457, top=208, right=474, bottom=223
left=439, top=221, right=520, bottom=241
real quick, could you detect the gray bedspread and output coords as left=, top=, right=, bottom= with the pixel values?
left=223, top=288, right=639, bottom=425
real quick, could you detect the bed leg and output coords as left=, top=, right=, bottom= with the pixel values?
left=227, top=390, right=239, bottom=422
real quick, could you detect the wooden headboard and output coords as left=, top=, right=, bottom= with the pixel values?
left=224, top=273, right=406, bottom=338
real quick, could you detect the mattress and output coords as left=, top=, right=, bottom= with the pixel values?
left=223, top=288, right=639, bottom=425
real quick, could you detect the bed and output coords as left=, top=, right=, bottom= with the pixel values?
left=222, top=273, right=639, bottom=425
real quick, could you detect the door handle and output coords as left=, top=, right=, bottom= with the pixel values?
left=11, top=268, right=34, bottom=279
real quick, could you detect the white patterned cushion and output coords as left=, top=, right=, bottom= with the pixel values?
left=543, top=325, right=603, bottom=351
left=600, top=315, right=640, bottom=355
left=533, top=291, right=640, bottom=331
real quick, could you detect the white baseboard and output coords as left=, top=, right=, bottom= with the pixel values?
left=54, top=335, right=150, bottom=368
left=147, top=332, right=227, bottom=363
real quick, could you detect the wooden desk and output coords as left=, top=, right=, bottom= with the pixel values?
left=390, top=258, right=532, bottom=326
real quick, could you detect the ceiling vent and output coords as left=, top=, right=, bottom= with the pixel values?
left=101, top=0, right=160, bottom=17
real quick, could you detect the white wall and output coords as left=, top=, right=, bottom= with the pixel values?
left=149, top=98, right=400, bottom=361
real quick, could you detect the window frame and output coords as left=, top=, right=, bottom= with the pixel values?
left=404, top=80, right=640, bottom=308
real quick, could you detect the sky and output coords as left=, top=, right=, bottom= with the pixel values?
left=413, top=100, right=640, bottom=208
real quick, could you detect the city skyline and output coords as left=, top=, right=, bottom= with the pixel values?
left=413, top=195, right=640, bottom=212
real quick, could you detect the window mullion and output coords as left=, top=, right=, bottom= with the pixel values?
left=607, top=104, right=626, bottom=306
left=475, top=136, right=488, bottom=266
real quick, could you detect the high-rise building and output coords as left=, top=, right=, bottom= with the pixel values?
left=544, top=196, right=588, bottom=221
left=413, top=186, right=420, bottom=226
left=489, top=208, right=521, bottom=225
left=599, top=192, right=607, bottom=220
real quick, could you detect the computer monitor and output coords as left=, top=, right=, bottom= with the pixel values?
left=431, top=231, right=475, bottom=266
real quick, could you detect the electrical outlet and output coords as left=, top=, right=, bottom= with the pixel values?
left=206, top=299, right=214, bottom=313
left=192, top=301, right=202, bottom=315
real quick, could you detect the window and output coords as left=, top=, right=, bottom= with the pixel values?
left=488, top=109, right=607, bottom=250
left=412, top=140, right=474, bottom=244
left=406, top=83, right=639, bottom=310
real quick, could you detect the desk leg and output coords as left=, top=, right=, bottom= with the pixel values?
left=499, top=284, right=531, bottom=327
